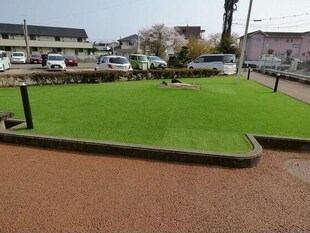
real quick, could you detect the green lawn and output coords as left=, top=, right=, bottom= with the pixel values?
left=0, top=76, right=309, bottom=154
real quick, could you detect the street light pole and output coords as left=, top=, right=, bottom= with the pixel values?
left=237, top=0, right=254, bottom=79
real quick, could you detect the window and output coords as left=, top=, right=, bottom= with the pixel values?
left=204, top=56, right=222, bottom=62
left=77, top=38, right=82, bottom=42
left=293, top=44, right=300, bottom=48
left=182, top=29, right=186, bottom=34
left=0, top=52, right=7, bottom=58
left=30, top=35, right=36, bottom=40
left=78, top=48, right=83, bottom=52
left=2, top=34, right=9, bottom=39
left=4, top=46, right=11, bottom=51
left=31, top=47, right=38, bottom=52
left=55, top=36, right=60, bottom=41
left=56, top=48, right=62, bottom=52
left=196, top=57, right=204, bottom=63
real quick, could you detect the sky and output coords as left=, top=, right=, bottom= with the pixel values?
left=1, top=0, right=310, bottom=42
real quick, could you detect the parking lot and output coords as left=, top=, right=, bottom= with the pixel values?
left=0, top=62, right=97, bottom=75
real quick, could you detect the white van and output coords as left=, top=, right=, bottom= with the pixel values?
left=187, top=54, right=236, bottom=75
left=0, top=51, right=11, bottom=72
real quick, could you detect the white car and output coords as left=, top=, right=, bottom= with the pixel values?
left=0, top=51, right=11, bottom=72
left=148, top=56, right=167, bottom=69
left=95, top=55, right=132, bottom=71
left=46, top=54, right=66, bottom=71
left=11, top=52, right=27, bottom=64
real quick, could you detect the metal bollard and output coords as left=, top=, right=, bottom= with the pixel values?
left=19, top=82, right=33, bottom=129
left=274, top=73, right=280, bottom=92
left=247, top=68, right=251, bottom=80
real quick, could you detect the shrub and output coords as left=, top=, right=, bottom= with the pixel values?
left=0, top=69, right=220, bottom=87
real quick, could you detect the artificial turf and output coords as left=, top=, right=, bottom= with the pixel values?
left=0, top=76, right=309, bottom=154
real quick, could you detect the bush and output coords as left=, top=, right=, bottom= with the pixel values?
left=0, top=69, right=220, bottom=87
left=167, top=56, right=185, bottom=68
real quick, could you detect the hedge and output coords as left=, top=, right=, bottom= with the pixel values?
left=0, top=69, right=220, bottom=87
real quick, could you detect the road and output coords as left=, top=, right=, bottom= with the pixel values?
left=0, top=62, right=97, bottom=75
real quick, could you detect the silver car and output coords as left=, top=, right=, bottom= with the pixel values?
left=95, top=55, right=132, bottom=71
left=148, top=56, right=167, bottom=69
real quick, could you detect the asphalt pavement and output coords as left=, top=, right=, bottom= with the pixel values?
left=244, top=70, right=310, bottom=104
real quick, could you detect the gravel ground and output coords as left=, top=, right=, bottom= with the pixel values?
left=0, top=143, right=309, bottom=233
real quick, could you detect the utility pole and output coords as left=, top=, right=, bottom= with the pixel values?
left=22, top=19, right=31, bottom=63
left=237, top=0, right=254, bottom=79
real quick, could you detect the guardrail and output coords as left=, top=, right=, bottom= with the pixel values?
left=255, top=68, right=310, bottom=85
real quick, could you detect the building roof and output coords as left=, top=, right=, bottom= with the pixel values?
left=175, top=26, right=205, bottom=32
left=239, top=30, right=310, bottom=39
left=119, top=34, right=138, bottom=42
left=0, top=23, right=88, bottom=38
left=174, top=26, right=205, bottom=39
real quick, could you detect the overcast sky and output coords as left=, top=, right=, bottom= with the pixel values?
left=1, top=0, right=310, bottom=42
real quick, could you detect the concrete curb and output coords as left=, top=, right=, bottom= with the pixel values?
left=0, top=131, right=262, bottom=168
left=254, top=135, right=310, bottom=152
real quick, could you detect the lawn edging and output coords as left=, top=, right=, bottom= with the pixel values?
left=0, top=130, right=309, bottom=168
left=254, top=135, right=310, bottom=152
left=0, top=130, right=262, bottom=168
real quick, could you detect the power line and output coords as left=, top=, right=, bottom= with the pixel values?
left=232, top=22, right=310, bottom=29
left=234, top=12, right=310, bottom=22
left=235, top=17, right=310, bottom=28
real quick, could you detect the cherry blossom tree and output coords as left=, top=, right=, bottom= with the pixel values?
left=139, top=24, right=186, bottom=57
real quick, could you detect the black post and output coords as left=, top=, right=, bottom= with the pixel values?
left=20, top=83, right=33, bottom=129
left=274, top=73, right=280, bottom=92
left=247, top=68, right=251, bottom=80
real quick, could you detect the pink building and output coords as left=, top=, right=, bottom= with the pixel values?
left=239, top=30, right=310, bottom=62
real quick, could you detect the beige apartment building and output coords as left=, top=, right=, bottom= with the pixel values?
left=0, top=23, right=93, bottom=59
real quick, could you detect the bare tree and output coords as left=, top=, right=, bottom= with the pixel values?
left=207, top=32, right=239, bottom=49
left=206, top=33, right=222, bottom=48
left=139, top=24, right=186, bottom=57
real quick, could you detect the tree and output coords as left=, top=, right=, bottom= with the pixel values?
left=217, top=32, right=240, bottom=56
left=206, top=33, right=222, bottom=48
left=139, top=24, right=186, bottom=57
left=177, top=46, right=191, bottom=67
left=187, top=37, right=212, bottom=60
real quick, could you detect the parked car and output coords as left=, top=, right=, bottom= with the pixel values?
left=0, top=51, right=11, bottom=72
left=30, top=54, right=42, bottom=64
left=187, top=54, right=236, bottom=75
left=11, top=52, right=27, bottom=64
left=41, top=54, right=48, bottom=67
left=46, top=53, right=66, bottom=71
left=95, top=55, right=132, bottom=71
left=147, top=55, right=167, bottom=69
left=129, top=54, right=149, bottom=70
left=64, top=55, right=78, bottom=66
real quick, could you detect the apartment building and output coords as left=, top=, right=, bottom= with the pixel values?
left=0, top=23, right=93, bottom=59
left=175, top=26, right=205, bottom=39
left=239, top=30, right=310, bottom=62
